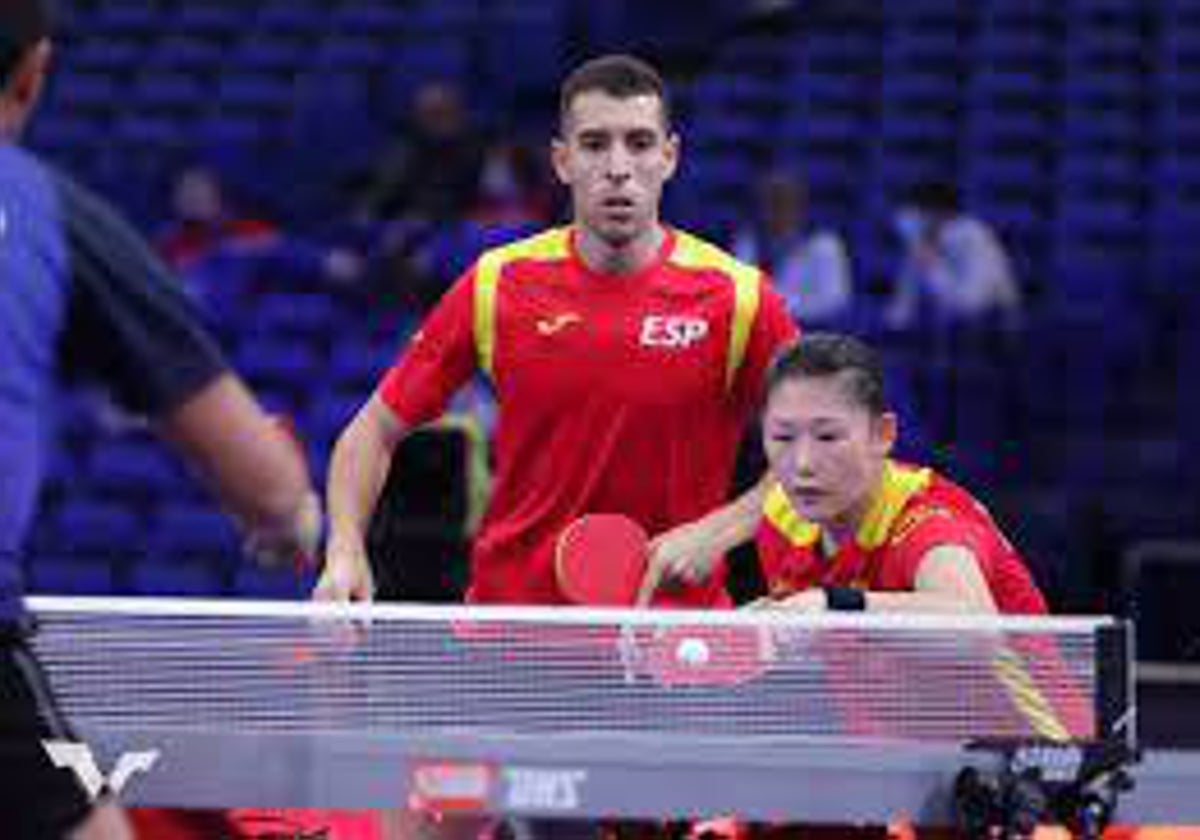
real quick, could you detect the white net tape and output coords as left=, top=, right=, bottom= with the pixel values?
left=28, top=598, right=1111, bottom=745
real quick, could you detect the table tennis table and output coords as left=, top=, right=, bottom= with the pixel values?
left=25, top=597, right=1200, bottom=827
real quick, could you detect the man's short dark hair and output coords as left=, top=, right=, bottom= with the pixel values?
left=0, top=0, right=51, bottom=86
left=766, top=333, right=888, bottom=416
left=558, top=53, right=670, bottom=131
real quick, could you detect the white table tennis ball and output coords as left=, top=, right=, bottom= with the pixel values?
left=676, top=637, right=710, bottom=666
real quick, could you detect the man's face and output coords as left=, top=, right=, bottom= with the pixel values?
left=552, top=91, right=678, bottom=248
left=762, top=374, right=895, bottom=532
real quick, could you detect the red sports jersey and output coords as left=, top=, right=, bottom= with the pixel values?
left=757, top=460, right=1047, bottom=614
left=381, top=226, right=797, bottom=606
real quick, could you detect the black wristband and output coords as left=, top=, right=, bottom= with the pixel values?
left=824, top=586, right=867, bottom=612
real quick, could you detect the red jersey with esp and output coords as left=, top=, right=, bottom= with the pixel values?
left=380, top=226, right=797, bottom=606
left=757, top=460, right=1047, bottom=614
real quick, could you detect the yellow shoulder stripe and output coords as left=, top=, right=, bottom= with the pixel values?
left=763, top=463, right=937, bottom=553
left=668, top=230, right=762, bottom=391
left=473, top=227, right=570, bottom=378
left=762, top=482, right=819, bottom=548
left=857, top=461, right=933, bottom=550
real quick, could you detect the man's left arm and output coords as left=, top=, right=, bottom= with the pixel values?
left=648, top=474, right=770, bottom=585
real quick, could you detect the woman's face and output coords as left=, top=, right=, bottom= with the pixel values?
left=762, top=374, right=895, bottom=532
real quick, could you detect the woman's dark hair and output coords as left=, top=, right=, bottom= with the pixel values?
left=765, top=333, right=887, bottom=416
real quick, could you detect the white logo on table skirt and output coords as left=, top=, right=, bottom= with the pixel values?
left=639, top=316, right=709, bottom=349
left=502, top=767, right=588, bottom=811
left=42, top=740, right=160, bottom=801
left=1011, top=744, right=1083, bottom=784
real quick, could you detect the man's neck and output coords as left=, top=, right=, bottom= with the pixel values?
left=574, top=223, right=665, bottom=276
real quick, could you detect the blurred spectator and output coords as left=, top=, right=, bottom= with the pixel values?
left=156, top=165, right=278, bottom=271
left=469, top=139, right=556, bottom=230
left=157, top=165, right=363, bottom=295
left=353, top=81, right=485, bottom=225
left=732, top=171, right=853, bottom=326
left=343, top=82, right=489, bottom=312
left=884, top=181, right=1022, bottom=330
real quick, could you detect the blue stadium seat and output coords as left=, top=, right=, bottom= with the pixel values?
left=318, top=37, right=387, bottom=71
left=130, top=560, right=224, bottom=596
left=880, top=72, right=962, bottom=102
left=87, top=437, right=196, bottom=503
left=1058, top=153, right=1145, bottom=187
left=134, top=72, right=206, bottom=110
left=234, top=337, right=321, bottom=391
left=114, top=115, right=185, bottom=147
left=966, top=112, right=1055, bottom=149
left=91, top=2, right=160, bottom=35
left=27, top=115, right=111, bottom=156
left=254, top=1, right=328, bottom=34
left=172, top=4, right=241, bottom=39
left=1155, top=154, right=1200, bottom=189
left=68, top=40, right=144, bottom=74
left=25, top=559, right=116, bottom=596
left=50, top=70, right=118, bottom=110
left=50, top=500, right=143, bottom=560
left=234, top=565, right=314, bottom=600
left=963, top=155, right=1047, bottom=187
left=405, top=0, right=482, bottom=32
left=688, top=110, right=763, bottom=149
left=197, top=114, right=266, bottom=146
left=785, top=113, right=871, bottom=151
left=251, top=292, right=340, bottom=339
left=332, top=2, right=410, bottom=33
left=969, top=66, right=1054, bottom=96
left=217, top=74, right=295, bottom=112
left=149, top=503, right=241, bottom=567
left=231, top=37, right=306, bottom=74
left=1062, top=63, right=1146, bottom=94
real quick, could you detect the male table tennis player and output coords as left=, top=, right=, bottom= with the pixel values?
left=317, top=54, right=796, bottom=839
left=1, top=2, right=322, bottom=837
left=317, top=52, right=796, bottom=613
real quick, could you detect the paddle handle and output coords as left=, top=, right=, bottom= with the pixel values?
left=633, top=559, right=662, bottom=609
left=617, top=553, right=660, bottom=684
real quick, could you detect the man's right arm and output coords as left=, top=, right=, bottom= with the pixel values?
left=313, top=264, right=481, bottom=601
left=314, top=394, right=409, bottom=601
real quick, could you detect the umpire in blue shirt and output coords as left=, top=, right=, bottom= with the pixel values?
left=1, top=1, right=324, bottom=836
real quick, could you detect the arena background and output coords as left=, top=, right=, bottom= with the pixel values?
left=21, top=0, right=1200, bottom=742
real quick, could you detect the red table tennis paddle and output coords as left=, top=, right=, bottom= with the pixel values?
left=555, top=514, right=773, bottom=687
left=555, top=513, right=660, bottom=607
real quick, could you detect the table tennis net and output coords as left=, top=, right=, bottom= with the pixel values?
left=28, top=598, right=1121, bottom=745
